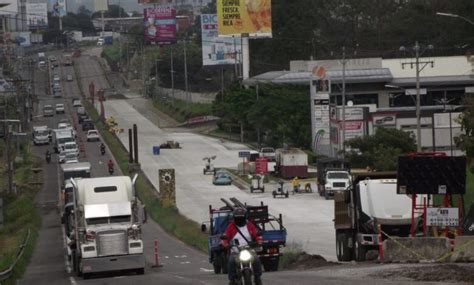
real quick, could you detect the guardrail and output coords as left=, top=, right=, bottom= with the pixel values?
left=0, top=229, right=31, bottom=282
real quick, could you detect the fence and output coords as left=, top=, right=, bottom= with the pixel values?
left=0, top=229, right=31, bottom=282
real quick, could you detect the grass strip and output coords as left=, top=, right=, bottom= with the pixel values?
left=0, top=148, right=41, bottom=284
left=83, top=101, right=208, bottom=252
left=152, top=98, right=212, bottom=123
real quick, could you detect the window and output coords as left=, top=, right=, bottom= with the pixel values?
left=327, top=172, right=349, bottom=179
left=86, top=217, right=108, bottom=225
left=94, top=186, right=117, bottom=193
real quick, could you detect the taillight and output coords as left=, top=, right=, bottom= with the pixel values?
left=268, top=248, right=278, bottom=254
left=85, top=231, right=96, bottom=241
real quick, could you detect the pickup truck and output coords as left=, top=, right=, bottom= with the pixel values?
left=260, top=147, right=276, bottom=161
left=203, top=198, right=286, bottom=274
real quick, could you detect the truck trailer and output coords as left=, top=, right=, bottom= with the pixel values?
left=275, top=148, right=308, bottom=179
left=334, top=172, right=422, bottom=261
left=68, top=175, right=146, bottom=278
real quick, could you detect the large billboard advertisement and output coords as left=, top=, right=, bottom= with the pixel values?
left=144, top=7, right=176, bottom=44
left=94, top=0, right=108, bottom=12
left=201, top=14, right=240, bottom=66
left=49, top=0, right=66, bottom=17
left=0, top=0, right=18, bottom=15
left=138, top=0, right=171, bottom=3
left=26, top=3, right=48, bottom=29
left=217, top=0, right=272, bottom=37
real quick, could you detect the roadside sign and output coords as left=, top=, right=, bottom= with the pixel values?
left=238, top=151, right=250, bottom=158
left=255, top=157, right=268, bottom=174
left=426, top=207, right=459, bottom=227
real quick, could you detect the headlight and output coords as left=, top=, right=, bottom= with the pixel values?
left=239, top=250, right=252, bottom=262
left=325, top=186, right=332, bottom=190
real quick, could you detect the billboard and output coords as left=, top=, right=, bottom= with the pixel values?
left=144, top=6, right=176, bottom=44
left=49, top=0, right=66, bottom=17
left=26, top=3, right=48, bottom=29
left=94, top=0, right=108, bottom=12
left=201, top=14, right=240, bottom=66
left=0, top=0, right=18, bottom=15
left=15, top=32, right=31, bottom=47
left=217, top=0, right=272, bottom=37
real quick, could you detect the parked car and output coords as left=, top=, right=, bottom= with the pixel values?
left=86, top=130, right=100, bottom=142
left=55, top=103, right=65, bottom=114
left=82, top=119, right=94, bottom=131
left=77, top=106, right=86, bottom=115
left=212, top=171, right=232, bottom=185
left=66, top=74, right=73, bottom=81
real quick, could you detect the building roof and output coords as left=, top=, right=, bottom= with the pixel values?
left=245, top=68, right=393, bottom=85
left=391, top=75, right=474, bottom=87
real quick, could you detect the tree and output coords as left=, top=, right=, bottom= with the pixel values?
left=455, top=97, right=474, bottom=171
left=345, top=128, right=417, bottom=171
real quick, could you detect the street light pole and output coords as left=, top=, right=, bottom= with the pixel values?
left=415, top=42, right=421, bottom=153
left=183, top=39, right=189, bottom=104
left=436, top=12, right=474, bottom=26
left=341, top=46, right=346, bottom=159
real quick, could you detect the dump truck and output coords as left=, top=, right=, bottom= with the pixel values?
left=203, top=198, right=286, bottom=274
left=67, top=175, right=146, bottom=278
left=316, top=158, right=351, bottom=199
left=334, top=172, right=422, bottom=261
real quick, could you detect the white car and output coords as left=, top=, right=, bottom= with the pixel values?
left=86, top=130, right=100, bottom=142
left=66, top=74, right=73, bottom=81
left=63, top=152, right=79, bottom=164
left=58, top=122, right=71, bottom=129
left=55, top=103, right=65, bottom=114
left=72, top=100, right=82, bottom=108
left=58, top=142, right=79, bottom=163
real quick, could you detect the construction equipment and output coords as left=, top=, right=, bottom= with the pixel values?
left=203, top=156, right=216, bottom=175
left=250, top=174, right=265, bottom=193
left=272, top=180, right=289, bottom=198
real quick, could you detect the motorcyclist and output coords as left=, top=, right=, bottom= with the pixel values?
left=107, top=159, right=114, bottom=174
left=222, top=208, right=263, bottom=285
left=100, top=143, right=106, bottom=155
left=45, top=150, right=51, bottom=163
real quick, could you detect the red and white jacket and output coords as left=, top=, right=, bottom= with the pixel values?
left=221, top=221, right=262, bottom=247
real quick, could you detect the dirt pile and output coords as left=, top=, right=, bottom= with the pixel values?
left=282, top=253, right=339, bottom=270
left=374, top=264, right=474, bottom=283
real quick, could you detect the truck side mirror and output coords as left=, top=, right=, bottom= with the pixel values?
left=201, top=224, right=207, bottom=232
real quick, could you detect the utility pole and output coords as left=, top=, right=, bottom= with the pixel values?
left=170, top=47, right=175, bottom=99
left=341, top=46, right=347, bottom=159
left=101, top=11, right=105, bottom=37
left=401, top=41, right=434, bottom=152
left=183, top=39, right=189, bottom=104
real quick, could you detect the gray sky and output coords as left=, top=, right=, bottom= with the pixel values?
left=67, top=0, right=144, bottom=14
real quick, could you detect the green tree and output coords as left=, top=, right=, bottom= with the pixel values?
left=345, top=128, right=416, bottom=171
left=455, top=97, right=474, bottom=171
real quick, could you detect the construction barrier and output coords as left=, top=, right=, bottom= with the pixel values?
left=450, top=236, right=474, bottom=262
left=383, top=237, right=450, bottom=263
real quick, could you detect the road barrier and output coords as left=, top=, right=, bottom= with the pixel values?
left=383, top=236, right=450, bottom=263
left=450, top=236, right=474, bottom=262
left=152, top=239, right=162, bottom=268
left=0, top=229, right=31, bottom=282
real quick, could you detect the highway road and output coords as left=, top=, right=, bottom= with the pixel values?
left=14, top=49, right=470, bottom=285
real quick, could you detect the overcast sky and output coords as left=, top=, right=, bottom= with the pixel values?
left=67, top=0, right=144, bottom=14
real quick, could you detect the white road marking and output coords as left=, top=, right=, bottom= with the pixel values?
left=164, top=256, right=169, bottom=259
left=174, top=275, right=186, bottom=279
left=69, top=276, right=77, bottom=285
left=180, top=261, right=191, bottom=264
left=200, top=268, right=214, bottom=272
left=174, top=255, right=187, bottom=258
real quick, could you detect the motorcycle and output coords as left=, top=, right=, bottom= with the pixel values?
left=108, top=165, right=114, bottom=175
left=229, top=240, right=260, bottom=285
left=100, top=144, right=106, bottom=155
left=45, top=152, right=51, bottom=164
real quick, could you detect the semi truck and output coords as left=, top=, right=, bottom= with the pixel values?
left=316, top=158, right=351, bottom=199
left=334, top=172, right=422, bottom=261
left=67, top=175, right=146, bottom=278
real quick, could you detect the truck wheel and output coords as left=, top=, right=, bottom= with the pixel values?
left=335, top=232, right=343, bottom=261
left=341, top=231, right=353, bottom=261
left=250, top=187, right=254, bottom=193
left=354, top=240, right=367, bottom=262
left=136, top=268, right=145, bottom=275
left=263, top=258, right=279, bottom=271
left=324, top=191, right=330, bottom=200
left=272, top=192, right=276, bottom=198
left=262, top=186, right=265, bottom=193
left=221, top=254, right=228, bottom=274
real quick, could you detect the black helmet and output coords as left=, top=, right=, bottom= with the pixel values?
left=233, top=208, right=247, bottom=227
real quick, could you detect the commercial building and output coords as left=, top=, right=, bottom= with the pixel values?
left=245, top=55, right=474, bottom=157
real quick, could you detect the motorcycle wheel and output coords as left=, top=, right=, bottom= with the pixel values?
left=243, top=270, right=253, bottom=285
left=213, top=253, right=222, bottom=274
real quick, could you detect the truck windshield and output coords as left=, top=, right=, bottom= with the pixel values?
left=64, top=144, right=77, bottom=150
left=327, top=172, right=349, bottom=179
left=87, top=215, right=131, bottom=225
left=36, top=130, right=48, bottom=136
left=58, top=137, right=74, bottom=144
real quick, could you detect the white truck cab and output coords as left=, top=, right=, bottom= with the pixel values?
left=53, top=129, right=75, bottom=153
left=324, top=170, right=351, bottom=193
left=58, top=142, right=79, bottom=163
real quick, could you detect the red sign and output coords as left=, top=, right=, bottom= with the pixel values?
left=340, top=121, right=363, bottom=130
left=255, top=157, right=268, bottom=174
left=144, top=7, right=177, bottom=44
